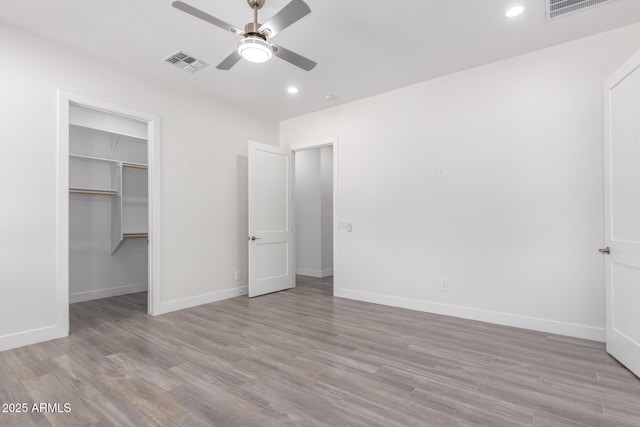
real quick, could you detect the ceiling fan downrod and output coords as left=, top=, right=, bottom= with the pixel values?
left=245, top=0, right=265, bottom=36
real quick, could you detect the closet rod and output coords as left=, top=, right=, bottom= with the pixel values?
left=69, top=188, right=118, bottom=196
left=122, top=163, right=148, bottom=170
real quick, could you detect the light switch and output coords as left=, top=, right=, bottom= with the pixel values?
left=339, top=222, right=353, bottom=232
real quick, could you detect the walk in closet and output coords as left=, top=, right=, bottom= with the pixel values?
left=68, top=105, right=149, bottom=304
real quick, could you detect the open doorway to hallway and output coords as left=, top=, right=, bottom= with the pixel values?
left=294, top=146, right=333, bottom=292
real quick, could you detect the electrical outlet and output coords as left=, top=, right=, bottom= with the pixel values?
left=235, top=271, right=242, bottom=281
left=440, top=279, right=449, bottom=292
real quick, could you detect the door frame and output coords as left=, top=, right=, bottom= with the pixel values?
left=290, top=137, right=338, bottom=295
left=56, top=90, right=162, bottom=335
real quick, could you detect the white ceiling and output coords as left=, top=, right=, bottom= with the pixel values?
left=2, top=0, right=640, bottom=121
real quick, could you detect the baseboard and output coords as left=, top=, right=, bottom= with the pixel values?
left=69, top=283, right=148, bottom=304
left=158, top=286, right=248, bottom=315
left=0, top=324, right=67, bottom=352
left=334, top=288, right=605, bottom=342
left=296, top=268, right=334, bottom=278
left=320, top=268, right=334, bottom=278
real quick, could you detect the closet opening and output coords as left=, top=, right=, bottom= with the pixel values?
left=57, top=92, right=161, bottom=337
left=293, top=141, right=336, bottom=295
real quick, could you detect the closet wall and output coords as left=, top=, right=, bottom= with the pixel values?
left=69, top=106, right=148, bottom=303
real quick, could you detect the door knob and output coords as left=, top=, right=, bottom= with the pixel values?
left=599, top=247, right=611, bottom=254
left=250, top=236, right=262, bottom=241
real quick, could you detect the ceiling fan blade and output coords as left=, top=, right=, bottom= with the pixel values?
left=259, top=0, right=311, bottom=39
left=271, top=44, right=316, bottom=71
left=216, top=51, right=242, bottom=70
left=172, top=1, right=243, bottom=35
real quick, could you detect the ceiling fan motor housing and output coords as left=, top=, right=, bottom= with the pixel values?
left=244, top=22, right=264, bottom=35
left=247, top=0, right=266, bottom=10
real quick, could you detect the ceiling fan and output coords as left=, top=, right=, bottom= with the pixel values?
left=172, top=0, right=317, bottom=71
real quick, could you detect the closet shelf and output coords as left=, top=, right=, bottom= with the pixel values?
left=123, top=163, right=148, bottom=170
left=70, top=123, right=147, bottom=143
left=70, top=153, right=147, bottom=168
left=123, top=233, right=148, bottom=239
left=70, top=188, right=119, bottom=196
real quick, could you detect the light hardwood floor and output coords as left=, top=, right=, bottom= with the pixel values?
left=1, top=276, right=639, bottom=426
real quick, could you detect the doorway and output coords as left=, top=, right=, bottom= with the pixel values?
left=246, top=138, right=338, bottom=298
left=294, top=146, right=334, bottom=293
left=57, top=91, right=161, bottom=337
left=291, top=138, right=338, bottom=295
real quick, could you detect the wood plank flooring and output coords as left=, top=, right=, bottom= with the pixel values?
left=1, top=276, right=639, bottom=426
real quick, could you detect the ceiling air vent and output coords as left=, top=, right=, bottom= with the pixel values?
left=163, top=51, right=208, bottom=73
left=546, top=0, right=613, bottom=19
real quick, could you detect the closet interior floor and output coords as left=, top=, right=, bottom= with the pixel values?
left=1, top=276, right=639, bottom=426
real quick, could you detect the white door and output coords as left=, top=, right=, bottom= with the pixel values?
left=248, top=141, right=295, bottom=297
left=604, top=49, right=640, bottom=377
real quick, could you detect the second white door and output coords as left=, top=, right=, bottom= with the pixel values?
left=604, top=48, right=640, bottom=378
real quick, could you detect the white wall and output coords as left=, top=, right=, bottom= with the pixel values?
left=69, top=193, right=148, bottom=302
left=0, top=23, right=278, bottom=350
left=281, top=24, right=640, bottom=341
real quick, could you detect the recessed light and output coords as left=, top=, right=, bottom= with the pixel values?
left=505, top=5, right=525, bottom=18
left=287, top=86, right=299, bottom=94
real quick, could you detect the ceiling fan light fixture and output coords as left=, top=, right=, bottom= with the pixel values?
left=237, top=37, right=273, bottom=63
